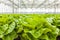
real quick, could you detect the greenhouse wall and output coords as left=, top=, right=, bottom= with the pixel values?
left=0, top=0, right=60, bottom=13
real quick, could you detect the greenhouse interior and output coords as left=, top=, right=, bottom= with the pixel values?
left=0, top=0, right=60, bottom=40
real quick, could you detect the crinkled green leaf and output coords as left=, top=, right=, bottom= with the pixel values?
left=19, top=15, right=41, bottom=29
left=0, top=24, right=8, bottom=32
left=2, top=31, right=18, bottom=40
left=5, top=22, right=15, bottom=34
left=17, top=25, right=23, bottom=33
left=39, top=34, right=49, bottom=40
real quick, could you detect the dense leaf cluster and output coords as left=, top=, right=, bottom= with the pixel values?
left=0, top=14, right=60, bottom=40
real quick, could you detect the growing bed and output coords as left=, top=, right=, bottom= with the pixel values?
left=0, top=14, right=60, bottom=40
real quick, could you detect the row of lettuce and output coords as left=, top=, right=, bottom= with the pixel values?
left=0, top=14, right=60, bottom=40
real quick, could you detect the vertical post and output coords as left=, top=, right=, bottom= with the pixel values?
left=12, top=0, right=14, bottom=13
left=54, top=1, right=56, bottom=14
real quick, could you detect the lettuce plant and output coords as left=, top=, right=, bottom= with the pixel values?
left=0, top=14, right=59, bottom=40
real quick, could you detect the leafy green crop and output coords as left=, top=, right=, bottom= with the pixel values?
left=0, top=14, right=60, bottom=40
